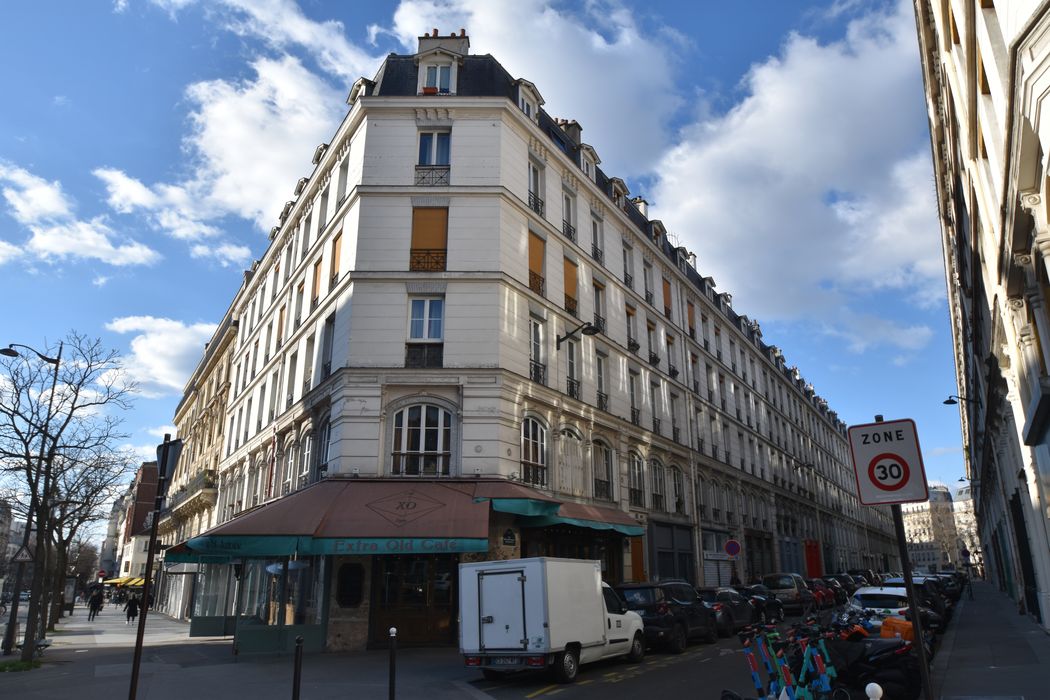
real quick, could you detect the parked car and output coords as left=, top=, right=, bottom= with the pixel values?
left=734, top=584, right=785, bottom=624
left=849, top=569, right=880, bottom=585
left=882, top=576, right=952, bottom=622
left=697, top=586, right=754, bottom=636
left=616, top=580, right=717, bottom=653
left=820, top=576, right=849, bottom=605
left=761, top=573, right=814, bottom=614
left=806, top=579, right=835, bottom=608
left=850, top=586, right=943, bottom=634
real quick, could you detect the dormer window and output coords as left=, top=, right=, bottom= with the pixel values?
left=425, top=64, right=451, bottom=93
left=520, top=98, right=534, bottom=117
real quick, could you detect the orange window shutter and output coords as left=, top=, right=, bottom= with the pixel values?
left=411, top=208, right=448, bottom=249
left=277, top=307, right=285, bottom=339
left=563, top=258, right=578, bottom=298
left=687, top=301, right=695, bottom=330
left=528, top=233, right=545, bottom=276
left=662, top=278, right=672, bottom=309
left=331, top=232, right=341, bottom=274
left=312, top=261, right=322, bottom=297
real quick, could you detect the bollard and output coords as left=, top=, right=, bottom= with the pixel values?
left=389, top=627, right=398, bottom=700
left=865, top=682, right=883, bottom=699
left=292, top=635, right=304, bottom=700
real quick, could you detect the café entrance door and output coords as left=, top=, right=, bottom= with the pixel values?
left=370, top=554, right=457, bottom=646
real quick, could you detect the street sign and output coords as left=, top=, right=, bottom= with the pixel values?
left=724, top=539, right=741, bottom=557
left=848, top=418, right=929, bottom=505
left=11, top=546, right=33, bottom=563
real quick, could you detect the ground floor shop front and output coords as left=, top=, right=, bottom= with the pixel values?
left=167, top=478, right=643, bottom=651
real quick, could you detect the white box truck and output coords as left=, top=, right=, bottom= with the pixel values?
left=459, top=557, right=644, bottom=683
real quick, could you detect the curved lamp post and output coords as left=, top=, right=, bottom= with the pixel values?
left=555, top=321, right=600, bottom=350
left=943, top=394, right=976, bottom=405
left=0, top=341, right=62, bottom=657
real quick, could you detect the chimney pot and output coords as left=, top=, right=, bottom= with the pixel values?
left=460, top=28, right=465, bottom=36
left=432, top=28, right=438, bottom=37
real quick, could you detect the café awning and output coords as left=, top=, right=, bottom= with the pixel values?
left=170, top=478, right=642, bottom=561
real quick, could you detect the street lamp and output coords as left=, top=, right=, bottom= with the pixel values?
left=555, top=321, right=600, bottom=350
left=1, top=340, right=62, bottom=657
left=942, top=395, right=976, bottom=405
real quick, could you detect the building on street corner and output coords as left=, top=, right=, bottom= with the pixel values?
left=913, top=0, right=1050, bottom=628
left=165, top=30, right=897, bottom=652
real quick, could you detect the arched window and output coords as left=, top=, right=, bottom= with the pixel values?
left=557, top=428, right=583, bottom=495
left=282, top=440, right=297, bottom=495
left=650, top=459, right=666, bottom=511
left=318, top=420, right=332, bottom=474
left=592, top=441, right=613, bottom=501
left=392, top=404, right=452, bottom=476
left=628, top=452, right=645, bottom=508
left=298, top=432, right=312, bottom=483
left=670, top=466, right=685, bottom=514
left=521, top=418, right=548, bottom=487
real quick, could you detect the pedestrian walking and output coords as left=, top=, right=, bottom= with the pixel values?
left=124, top=595, right=140, bottom=625
left=88, top=589, right=104, bottom=621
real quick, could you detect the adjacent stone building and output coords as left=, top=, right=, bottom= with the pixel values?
left=913, top=0, right=1050, bottom=627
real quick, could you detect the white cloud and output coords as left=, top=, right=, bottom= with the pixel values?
left=0, top=161, right=74, bottom=224
left=93, top=274, right=110, bottom=287
left=106, top=316, right=217, bottom=398
left=0, top=161, right=161, bottom=268
left=94, top=167, right=220, bottom=240
left=650, top=0, right=940, bottom=352
left=379, top=0, right=682, bottom=176
left=190, top=241, right=253, bottom=267
left=0, top=239, right=21, bottom=265
left=146, top=425, right=179, bottom=439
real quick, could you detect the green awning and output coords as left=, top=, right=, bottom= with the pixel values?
left=520, top=514, right=644, bottom=536
left=518, top=500, right=645, bottom=537
left=475, top=497, right=562, bottom=517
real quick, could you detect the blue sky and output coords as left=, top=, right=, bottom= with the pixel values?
left=0, top=0, right=966, bottom=492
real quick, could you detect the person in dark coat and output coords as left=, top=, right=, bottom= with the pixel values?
left=123, top=595, right=140, bottom=625
left=88, top=589, right=104, bottom=621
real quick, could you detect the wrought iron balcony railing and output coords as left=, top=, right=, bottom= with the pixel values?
left=564, top=295, right=578, bottom=317
left=529, top=360, right=547, bottom=385
left=623, top=272, right=633, bottom=289
left=528, top=191, right=545, bottom=216
left=627, top=337, right=640, bottom=353
left=410, top=248, right=447, bottom=271
left=594, top=479, right=612, bottom=501
left=630, top=407, right=641, bottom=425
left=562, top=220, right=576, bottom=243
left=652, top=417, right=661, bottom=435
left=591, top=245, right=604, bottom=265
left=414, top=165, right=450, bottom=186
left=597, top=391, right=609, bottom=412
left=668, top=364, right=679, bottom=378
left=645, top=290, right=654, bottom=304
left=566, top=377, right=580, bottom=400
left=529, top=271, right=546, bottom=297
left=648, top=351, right=660, bottom=366
left=592, top=314, right=606, bottom=334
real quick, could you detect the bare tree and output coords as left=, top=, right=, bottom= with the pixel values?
left=0, top=332, right=135, bottom=660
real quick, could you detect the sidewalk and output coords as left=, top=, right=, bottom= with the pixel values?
left=0, top=603, right=482, bottom=699
left=930, top=580, right=1050, bottom=699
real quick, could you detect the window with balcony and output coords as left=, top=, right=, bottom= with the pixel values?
left=311, top=260, right=322, bottom=310
left=629, top=452, right=645, bottom=507
left=528, top=161, right=544, bottom=216
left=593, top=441, right=613, bottom=501
left=647, top=322, right=659, bottom=366
left=626, top=305, right=639, bottom=352
left=321, top=315, right=335, bottom=378
left=416, top=131, right=450, bottom=185
left=392, top=403, right=452, bottom=476
left=330, top=232, right=342, bottom=286
left=523, top=317, right=544, bottom=386
left=643, top=262, right=654, bottom=304
left=300, top=214, right=312, bottom=263
left=410, top=207, right=448, bottom=271
left=562, top=192, right=576, bottom=242
left=294, top=281, right=305, bottom=328
left=622, top=243, right=634, bottom=289
left=687, top=301, right=696, bottom=340
left=592, top=282, right=606, bottom=333
left=521, top=417, right=548, bottom=487
left=651, top=459, right=666, bottom=511
left=590, top=216, right=603, bottom=264
left=406, top=297, right=444, bottom=368
left=595, top=351, right=608, bottom=411
left=566, top=339, right=579, bottom=399
left=528, top=232, right=546, bottom=296
left=662, top=277, right=673, bottom=320
left=563, top=258, right=578, bottom=317
left=629, top=370, right=639, bottom=424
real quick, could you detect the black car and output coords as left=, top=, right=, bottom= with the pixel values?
left=734, top=584, right=785, bottom=624
left=826, top=573, right=859, bottom=595
left=697, top=586, right=754, bottom=636
left=616, top=581, right=717, bottom=653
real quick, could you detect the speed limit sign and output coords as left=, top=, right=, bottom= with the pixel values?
left=848, top=419, right=929, bottom=505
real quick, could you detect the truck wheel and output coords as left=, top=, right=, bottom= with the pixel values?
left=626, top=632, right=645, bottom=662
left=552, top=648, right=579, bottom=683
left=667, top=624, right=687, bottom=654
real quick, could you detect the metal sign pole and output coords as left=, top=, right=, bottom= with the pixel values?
left=874, top=415, right=933, bottom=700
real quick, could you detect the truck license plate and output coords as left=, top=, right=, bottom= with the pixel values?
left=490, top=657, right=519, bottom=666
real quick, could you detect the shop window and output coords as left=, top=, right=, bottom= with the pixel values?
left=336, top=563, right=365, bottom=608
